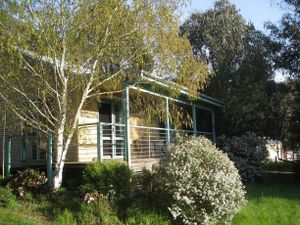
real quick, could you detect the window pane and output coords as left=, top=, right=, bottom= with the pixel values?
left=196, top=108, right=212, bottom=133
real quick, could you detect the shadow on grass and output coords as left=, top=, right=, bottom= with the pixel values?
left=246, top=173, right=300, bottom=201
left=232, top=173, right=300, bottom=225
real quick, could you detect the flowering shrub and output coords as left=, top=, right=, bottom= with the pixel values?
left=218, top=133, right=268, bottom=182
left=83, top=191, right=106, bottom=205
left=154, top=136, right=246, bottom=225
left=7, top=168, right=47, bottom=196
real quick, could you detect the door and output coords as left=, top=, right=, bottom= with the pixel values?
left=99, top=102, right=125, bottom=159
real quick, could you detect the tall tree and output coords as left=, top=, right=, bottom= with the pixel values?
left=267, top=0, right=300, bottom=150
left=267, top=0, right=300, bottom=78
left=181, top=0, right=273, bottom=137
left=0, top=0, right=208, bottom=189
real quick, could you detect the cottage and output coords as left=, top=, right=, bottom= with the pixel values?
left=0, top=72, right=223, bottom=176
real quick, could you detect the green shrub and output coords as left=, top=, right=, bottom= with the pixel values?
left=294, top=160, right=300, bottom=180
left=0, top=176, right=13, bottom=187
left=46, top=187, right=81, bottom=220
left=55, top=209, right=77, bottom=225
left=125, top=208, right=171, bottom=225
left=154, top=136, right=246, bottom=225
left=0, top=187, right=17, bottom=208
left=81, top=161, right=131, bottom=207
left=218, top=133, right=268, bottom=182
left=7, top=168, right=47, bottom=196
left=78, top=198, right=123, bottom=225
left=138, top=167, right=171, bottom=210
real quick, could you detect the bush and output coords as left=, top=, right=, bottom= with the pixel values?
left=294, top=160, right=300, bottom=180
left=7, top=168, right=47, bottom=196
left=218, top=133, right=268, bottom=182
left=125, top=208, right=171, bottom=225
left=154, top=136, right=246, bottom=225
left=0, top=187, right=17, bottom=208
left=55, top=209, right=77, bottom=225
left=137, top=167, right=172, bottom=210
left=77, top=198, right=123, bottom=225
left=0, top=176, right=13, bottom=187
left=81, top=161, right=131, bottom=207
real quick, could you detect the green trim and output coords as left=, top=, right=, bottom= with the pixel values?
left=123, top=81, right=131, bottom=166
left=165, top=98, right=171, bottom=145
left=5, top=138, right=11, bottom=176
left=192, top=105, right=197, bottom=134
left=211, top=111, right=216, bottom=143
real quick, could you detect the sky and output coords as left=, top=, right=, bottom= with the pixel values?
left=182, top=0, right=290, bottom=82
left=183, top=0, right=288, bottom=31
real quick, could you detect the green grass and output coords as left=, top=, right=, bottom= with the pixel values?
left=0, top=207, right=47, bottom=225
left=1, top=173, right=300, bottom=225
left=233, top=174, right=300, bottom=225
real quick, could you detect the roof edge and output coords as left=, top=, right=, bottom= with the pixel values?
left=140, top=71, right=224, bottom=108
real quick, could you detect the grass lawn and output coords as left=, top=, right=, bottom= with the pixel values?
left=233, top=173, right=300, bottom=225
left=1, top=173, right=300, bottom=225
left=0, top=207, right=47, bottom=225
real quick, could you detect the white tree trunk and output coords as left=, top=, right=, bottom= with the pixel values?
left=51, top=74, right=93, bottom=190
left=53, top=160, right=64, bottom=189
left=53, top=122, right=66, bottom=189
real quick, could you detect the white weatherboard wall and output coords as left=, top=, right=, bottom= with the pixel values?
left=77, top=109, right=99, bottom=162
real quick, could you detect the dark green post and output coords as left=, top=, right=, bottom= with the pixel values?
left=36, top=131, right=40, bottom=160
left=97, top=123, right=103, bottom=162
left=165, top=97, right=171, bottom=146
left=192, top=105, right=197, bottom=135
left=47, top=131, right=53, bottom=187
left=211, top=110, right=216, bottom=144
left=20, top=136, right=26, bottom=160
left=5, top=138, right=11, bottom=176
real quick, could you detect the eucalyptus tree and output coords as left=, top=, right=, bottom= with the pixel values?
left=181, top=0, right=274, bottom=137
left=267, top=0, right=300, bottom=78
left=0, top=0, right=209, bottom=189
left=267, top=0, right=300, bottom=150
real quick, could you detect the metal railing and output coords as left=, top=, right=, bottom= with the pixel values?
left=78, top=122, right=214, bottom=162
left=130, top=125, right=213, bottom=160
left=78, top=122, right=125, bottom=161
left=130, top=125, right=167, bottom=160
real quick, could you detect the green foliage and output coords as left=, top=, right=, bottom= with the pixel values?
left=0, top=176, right=13, bottom=187
left=294, top=160, right=300, bottom=180
left=0, top=0, right=209, bottom=190
left=55, top=209, right=77, bottom=225
left=181, top=0, right=273, bottom=137
left=266, top=0, right=300, bottom=78
left=281, top=79, right=300, bottom=151
left=7, top=168, right=47, bottom=196
left=44, top=187, right=81, bottom=220
left=218, top=133, right=268, bottom=182
left=125, top=207, right=171, bottom=225
left=0, top=187, right=17, bottom=208
left=0, top=207, right=47, bottom=225
left=180, top=0, right=248, bottom=73
left=81, top=161, right=131, bottom=206
left=154, top=136, right=246, bottom=225
left=78, top=198, right=123, bottom=225
left=262, top=161, right=294, bottom=172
